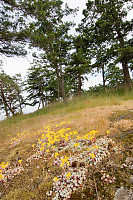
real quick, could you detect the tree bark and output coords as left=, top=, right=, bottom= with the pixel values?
left=116, top=29, right=132, bottom=87
left=122, top=61, right=132, bottom=87
left=55, top=64, right=66, bottom=103
left=0, top=85, right=15, bottom=115
left=77, top=74, right=82, bottom=96
left=102, top=64, right=106, bottom=91
left=41, top=95, right=45, bottom=108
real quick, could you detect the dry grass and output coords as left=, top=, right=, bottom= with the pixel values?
left=1, top=99, right=133, bottom=150
left=0, top=94, right=133, bottom=199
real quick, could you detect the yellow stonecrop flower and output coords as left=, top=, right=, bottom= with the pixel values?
left=74, top=143, right=79, bottom=148
left=83, top=134, right=89, bottom=140
left=65, top=137, right=68, bottom=141
left=87, top=148, right=90, bottom=151
left=40, top=147, right=44, bottom=151
left=66, top=172, right=71, bottom=179
left=18, top=159, right=22, bottom=164
left=88, top=135, right=94, bottom=140
left=0, top=162, right=9, bottom=169
left=54, top=152, right=59, bottom=158
left=54, top=177, right=59, bottom=182
left=0, top=173, right=4, bottom=180
left=73, top=131, right=77, bottom=135
left=89, top=130, right=98, bottom=136
left=41, top=143, right=45, bottom=146
left=89, top=153, right=95, bottom=158
left=46, top=149, right=49, bottom=153
left=92, top=145, right=98, bottom=149
left=60, top=156, right=70, bottom=167
left=77, top=136, right=82, bottom=140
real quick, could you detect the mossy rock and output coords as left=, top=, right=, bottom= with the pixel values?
left=110, top=110, right=133, bottom=121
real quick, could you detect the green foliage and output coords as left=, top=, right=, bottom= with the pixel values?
left=79, top=0, right=132, bottom=87
left=105, top=64, right=124, bottom=88
left=0, top=71, right=25, bottom=117
left=25, top=60, right=58, bottom=108
left=0, top=0, right=27, bottom=56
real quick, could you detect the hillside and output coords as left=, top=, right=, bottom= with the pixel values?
left=0, top=92, right=133, bottom=199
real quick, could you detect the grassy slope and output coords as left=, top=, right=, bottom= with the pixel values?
left=0, top=90, right=133, bottom=199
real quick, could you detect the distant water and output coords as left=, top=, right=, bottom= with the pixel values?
left=0, top=105, right=38, bottom=121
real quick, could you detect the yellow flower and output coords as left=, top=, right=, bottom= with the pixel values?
left=40, top=147, right=44, bottom=151
left=77, top=136, right=82, bottom=140
left=74, top=143, right=79, bottom=148
left=41, top=143, right=45, bottom=146
left=32, top=144, right=35, bottom=148
left=0, top=173, right=4, bottom=180
left=89, top=153, right=95, bottom=158
left=89, top=130, right=98, bottom=136
left=60, top=156, right=70, bottom=167
left=106, top=130, right=109, bottom=135
left=18, top=159, right=22, bottom=164
left=89, top=136, right=94, bottom=140
left=66, top=172, right=71, bottom=179
left=47, top=142, right=51, bottom=146
left=65, top=137, right=68, bottom=141
left=54, top=177, right=59, bottom=182
left=0, top=162, right=9, bottom=169
left=54, top=152, right=59, bottom=158
left=51, top=145, right=55, bottom=149
left=46, top=149, right=49, bottom=153
left=92, top=145, right=98, bottom=149
left=83, top=134, right=88, bottom=140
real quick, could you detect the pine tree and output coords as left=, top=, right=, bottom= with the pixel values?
left=80, top=0, right=133, bottom=87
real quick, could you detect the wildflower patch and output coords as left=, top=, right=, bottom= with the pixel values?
left=0, top=121, right=123, bottom=199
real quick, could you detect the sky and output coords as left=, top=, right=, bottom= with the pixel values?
left=0, top=0, right=132, bottom=120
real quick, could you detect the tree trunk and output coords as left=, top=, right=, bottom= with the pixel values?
left=0, top=85, right=15, bottom=115
left=4, top=103, right=9, bottom=117
left=57, top=80, right=60, bottom=100
left=122, top=61, right=132, bottom=87
left=102, top=64, right=106, bottom=91
left=116, top=29, right=132, bottom=88
left=77, top=74, right=82, bottom=96
left=41, top=95, right=45, bottom=108
left=18, top=96, right=23, bottom=113
left=55, top=65, right=66, bottom=103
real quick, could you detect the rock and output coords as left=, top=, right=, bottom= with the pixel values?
left=114, top=187, right=133, bottom=200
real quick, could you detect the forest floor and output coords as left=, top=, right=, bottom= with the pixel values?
left=0, top=96, right=133, bottom=199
